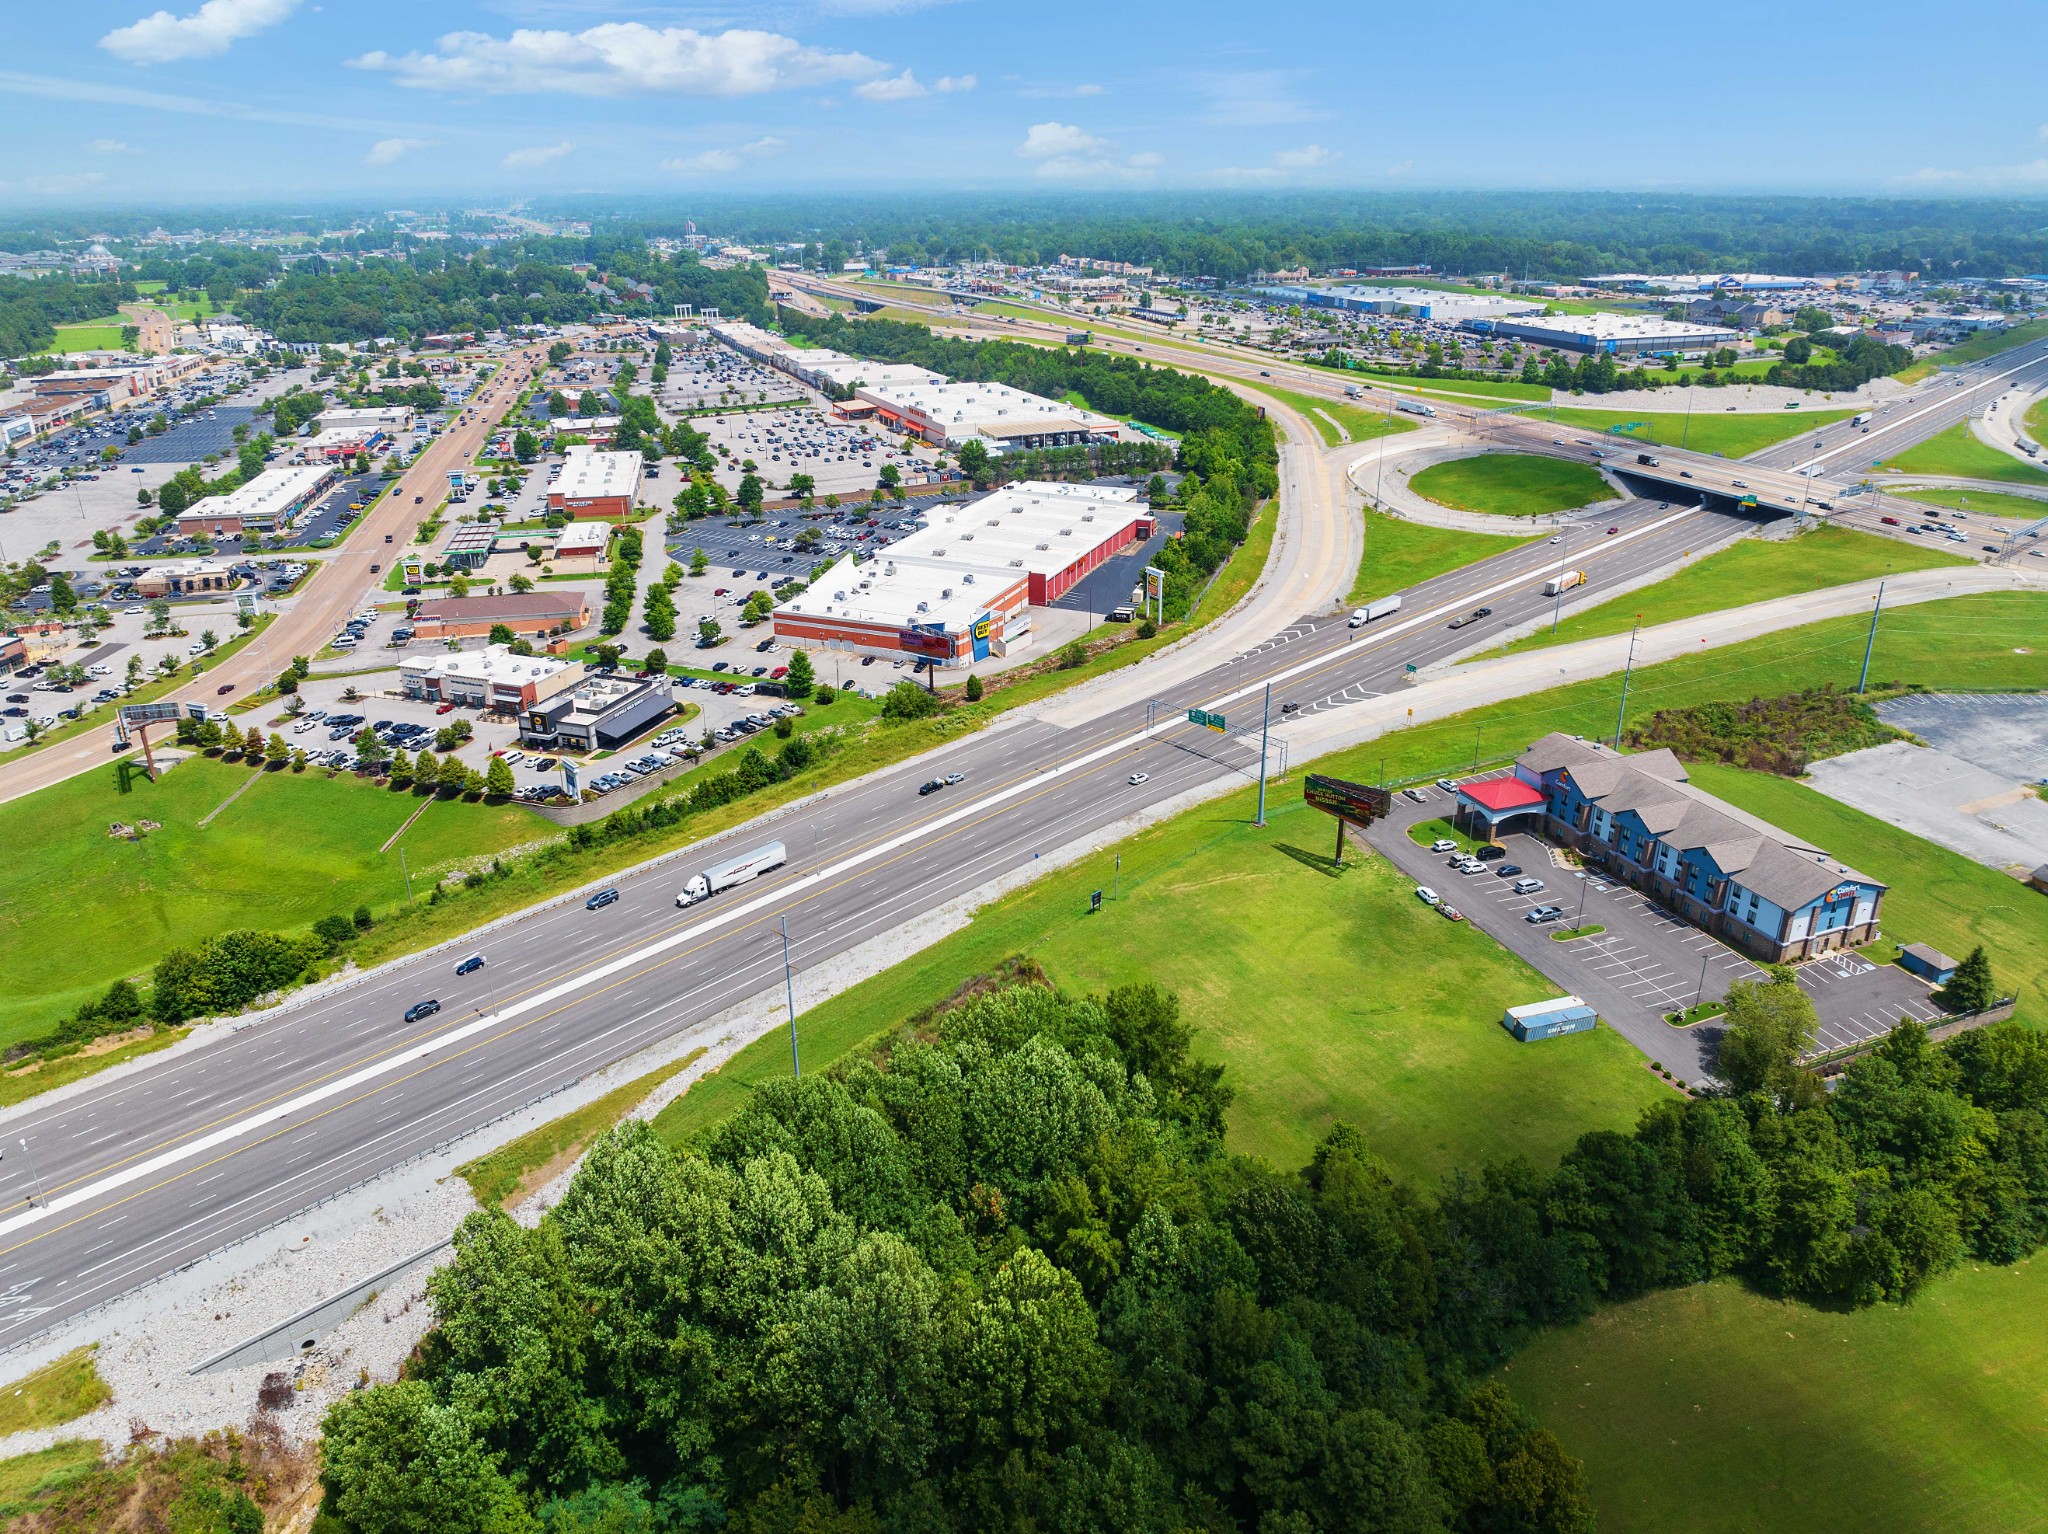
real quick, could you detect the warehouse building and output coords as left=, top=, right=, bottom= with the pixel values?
left=400, top=645, right=584, bottom=712
left=1249, top=284, right=1545, bottom=322
left=407, top=590, right=590, bottom=643
left=173, top=463, right=338, bottom=538
left=319, top=405, right=416, bottom=434
left=858, top=379, right=1121, bottom=452
left=519, top=672, right=675, bottom=753
left=546, top=445, right=643, bottom=519
left=1463, top=312, right=1736, bottom=356
left=1484, top=734, right=1888, bottom=963
left=773, top=482, right=1151, bottom=666
left=293, top=424, right=388, bottom=463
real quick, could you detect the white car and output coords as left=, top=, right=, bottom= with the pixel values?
left=187, top=641, right=205, bottom=654
left=502, top=749, right=524, bottom=764
left=1128, top=771, right=1150, bottom=785
left=1430, top=838, right=1457, bottom=853
left=1415, top=886, right=1441, bottom=906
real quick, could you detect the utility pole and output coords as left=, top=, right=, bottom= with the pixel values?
left=399, top=845, right=413, bottom=902
left=781, top=916, right=800, bottom=1077
left=1614, top=618, right=1640, bottom=748
left=1254, top=683, right=1272, bottom=827
left=18, top=1138, right=45, bottom=1208
left=1857, top=579, right=1886, bottom=694
left=1113, top=853, right=1121, bottom=900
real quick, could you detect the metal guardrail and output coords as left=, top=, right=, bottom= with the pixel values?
left=0, top=1072, right=584, bottom=1365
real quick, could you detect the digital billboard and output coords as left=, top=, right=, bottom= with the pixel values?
left=1303, top=774, right=1392, bottom=825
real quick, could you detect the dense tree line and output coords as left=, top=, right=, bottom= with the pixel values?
left=240, top=249, right=770, bottom=343
left=312, top=963, right=2048, bottom=1534
left=548, top=192, right=2048, bottom=281
left=1763, top=332, right=1915, bottom=391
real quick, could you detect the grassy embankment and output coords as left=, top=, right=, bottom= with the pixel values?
left=1500, top=525, right=1970, bottom=654
left=0, top=1349, right=111, bottom=1437
left=651, top=590, right=2048, bottom=1158
left=1350, top=510, right=1530, bottom=605
left=1894, top=314, right=2048, bottom=385
left=2027, top=393, right=2048, bottom=444
left=1240, top=380, right=1421, bottom=447
left=1881, top=419, right=2048, bottom=487
left=1059, top=389, right=1181, bottom=438
left=34, top=320, right=126, bottom=355
left=457, top=1049, right=706, bottom=1207
left=0, top=756, right=542, bottom=1048
left=1409, top=453, right=1618, bottom=518
left=1897, top=485, right=2048, bottom=519
left=1500, top=1261, right=2048, bottom=1534
left=1539, top=406, right=1857, bottom=458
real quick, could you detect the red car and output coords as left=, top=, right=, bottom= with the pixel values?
left=216, top=683, right=235, bottom=695
left=436, top=701, right=456, bottom=715
left=770, top=666, right=788, bottom=679
left=1605, top=526, right=1619, bottom=535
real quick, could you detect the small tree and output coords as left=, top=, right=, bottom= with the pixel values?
left=265, top=732, right=288, bottom=767
left=450, top=572, right=472, bottom=598
left=644, top=647, right=669, bottom=674
left=698, top=618, right=723, bottom=647
left=689, top=547, right=709, bottom=576
left=783, top=649, right=815, bottom=700
left=964, top=672, right=983, bottom=703
left=485, top=755, right=516, bottom=799
left=1937, top=946, right=1999, bottom=1012
left=509, top=573, right=534, bottom=594
left=489, top=623, right=516, bottom=646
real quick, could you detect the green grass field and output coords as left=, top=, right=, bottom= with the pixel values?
left=1499, top=1262, right=2048, bottom=1534
left=1540, top=406, right=1856, bottom=459
left=1897, top=484, right=2048, bottom=519
left=0, top=757, right=542, bottom=1045
left=1311, top=365, right=1551, bottom=402
left=1409, top=453, right=1618, bottom=518
left=1352, top=509, right=1531, bottom=605
left=655, top=770, right=1671, bottom=1184
left=1896, top=315, right=2048, bottom=384
left=36, top=320, right=126, bottom=354
left=1060, top=389, right=1181, bottom=439
left=1502, top=526, right=1969, bottom=654
left=1881, top=420, right=2048, bottom=487
left=1242, top=380, right=1421, bottom=447
left=0, top=1443, right=104, bottom=1521
left=0, top=1349, right=110, bottom=1437
left=2026, top=394, right=2048, bottom=445
left=1686, top=763, right=2048, bottom=1027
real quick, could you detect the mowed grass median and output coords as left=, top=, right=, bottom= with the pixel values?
left=1500, top=526, right=1969, bottom=655
left=1541, top=406, right=1855, bottom=458
left=1409, top=452, right=1617, bottom=518
left=1241, top=380, right=1420, bottom=448
left=1498, top=1262, right=2048, bottom=1534
left=1882, top=419, right=2048, bottom=486
left=1351, top=508, right=1531, bottom=604
left=0, top=757, right=542, bottom=1046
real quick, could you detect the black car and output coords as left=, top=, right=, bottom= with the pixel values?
left=455, top=953, right=486, bottom=976
left=918, top=778, right=946, bottom=796
left=586, top=888, right=621, bottom=910
left=1495, top=863, right=1524, bottom=879
left=1475, top=844, right=1507, bottom=861
left=404, top=998, right=442, bottom=1023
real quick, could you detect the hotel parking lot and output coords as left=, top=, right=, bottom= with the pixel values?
left=1370, top=783, right=1947, bottom=1080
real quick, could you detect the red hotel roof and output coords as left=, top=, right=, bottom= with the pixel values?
left=1460, top=778, right=1545, bottom=812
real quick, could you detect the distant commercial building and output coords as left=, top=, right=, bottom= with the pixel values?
left=547, top=414, right=622, bottom=444
left=546, top=445, right=642, bottom=519
left=320, top=405, right=416, bottom=434
left=1249, top=284, right=1545, bottom=322
left=400, top=645, right=584, bottom=712
left=1584, top=273, right=1813, bottom=293
left=1470, top=734, right=1888, bottom=963
left=549, top=522, right=611, bottom=570
left=439, top=523, right=497, bottom=570
left=1463, top=312, right=1736, bottom=356
left=1897, top=943, right=1959, bottom=986
left=773, top=481, right=1152, bottom=666
left=173, top=463, right=338, bottom=537
left=293, top=425, right=387, bottom=463
left=710, top=320, right=942, bottom=395
left=407, top=590, right=590, bottom=643
left=519, top=673, right=674, bottom=753
left=857, top=379, right=1120, bottom=452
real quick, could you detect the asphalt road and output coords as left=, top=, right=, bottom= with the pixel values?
left=1, top=319, right=2040, bottom=1352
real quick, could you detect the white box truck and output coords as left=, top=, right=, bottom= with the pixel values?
left=676, top=840, right=787, bottom=907
left=1348, top=595, right=1402, bottom=627
left=1397, top=398, right=1437, bottom=418
left=1543, top=569, right=1586, bottom=596
left=1344, top=383, right=1364, bottom=398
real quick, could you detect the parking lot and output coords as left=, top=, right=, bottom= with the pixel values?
left=1369, top=782, right=1949, bottom=1079
left=135, top=470, right=390, bottom=557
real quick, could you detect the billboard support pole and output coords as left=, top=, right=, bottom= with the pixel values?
left=137, top=722, right=157, bottom=778
left=1334, top=816, right=1345, bottom=866
left=1254, top=683, right=1271, bottom=827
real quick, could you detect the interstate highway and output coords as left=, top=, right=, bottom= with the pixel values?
left=0, top=490, right=1749, bottom=1351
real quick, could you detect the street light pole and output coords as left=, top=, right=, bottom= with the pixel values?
left=781, top=916, right=800, bottom=1077
left=1857, top=579, right=1886, bottom=694
left=18, top=1138, right=45, bottom=1208
left=1254, top=682, right=1271, bottom=827
left=1613, top=618, right=1640, bottom=748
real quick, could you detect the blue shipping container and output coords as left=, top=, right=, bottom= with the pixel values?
left=1502, top=997, right=1598, bottom=1042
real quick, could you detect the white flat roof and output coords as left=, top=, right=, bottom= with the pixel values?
left=554, top=446, right=642, bottom=501
left=187, top=463, right=333, bottom=523
left=401, top=643, right=575, bottom=686
left=871, top=480, right=1143, bottom=582
left=320, top=405, right=413, bottom=429
left=553, top=522, right=611, bottom=554
left=1481, top=312, right=1734, bottom=342
left=858, top=378, right=1118, bottom=438
left=778, top=552, right=1019, bottom=634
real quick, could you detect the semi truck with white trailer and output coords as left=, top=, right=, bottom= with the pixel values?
left=1348, top=595, right=1403, bottom=627
left=1851, top=411, right=1873, bottom=430
left=1543, top=569, right=1586, bottom=596
left=1397, top=398, right=1437, bottom=418
left=676, top=841, right=787, bottom=907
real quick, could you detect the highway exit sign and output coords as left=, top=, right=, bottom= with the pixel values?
left=1187, top=708, right=1226, bottom=732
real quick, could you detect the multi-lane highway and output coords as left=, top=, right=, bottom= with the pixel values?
left=3, top=305, right=2045, bottom=1355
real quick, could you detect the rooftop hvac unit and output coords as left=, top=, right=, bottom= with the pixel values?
left=1082, top=513, right=1094, bottom=521
left=1059, top=527, right=1073, bottom=536
left=916, top=601, right=930, bottom=613
left=1035, top=542, right=1050, bottom=551
left=941, top=588, right=952, bottom=600
left=884, top=562, right=896, bottom=575
left=833, top=590, right=847, bottom=601
left=962, top=573, right=975, bottom=584
left=1009, top=558, right=1024, bottom=567
left=960, top=532, right=974, bottom=540
left=987, top=518, right=1000, bottom=526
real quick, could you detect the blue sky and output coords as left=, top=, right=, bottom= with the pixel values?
left=3, top=0, right=2046, bottom=203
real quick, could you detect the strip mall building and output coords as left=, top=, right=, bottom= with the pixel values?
left=772, top=482, right=1153, bottom=667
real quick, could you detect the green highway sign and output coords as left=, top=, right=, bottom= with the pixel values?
left=1187, top=707, right=1226, bottom=732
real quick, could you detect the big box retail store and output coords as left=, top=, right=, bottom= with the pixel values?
left=773, top=481, right=1154, bottom=667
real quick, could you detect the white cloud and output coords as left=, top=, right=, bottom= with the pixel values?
left=352, top=25, right=883, bottom=97
left=365, top=136, right=430, bottom=165
left=1902, top=159, right=2048, bottom=187
left=662, top=135, right=785, bottom=174
left=101, top=0, right=300, bottom=65
left=856, top=69, right=926, bottom=101
left=1384, top=158, right=1414, bottom=177
left=935, top=73, right=975, bottom=93
left=818, top=0, right=966, bottom=12
left=88, top=138, right=133, bottom=153
left=1273, top=143, right=1338, bottom=169
left=1126, top=150, right=1164, bottom=168
left=502, top=140, right=574, bottom=169
left=1195, top=68, right=1326, bottom=126
left=1015, top=80, right=1105, bottom=98
left=1017, top=121, right=1109, bottom=160
left=1213, top=144, right=1343, bottom=184
left=11, top=171, right=110, bottom=194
